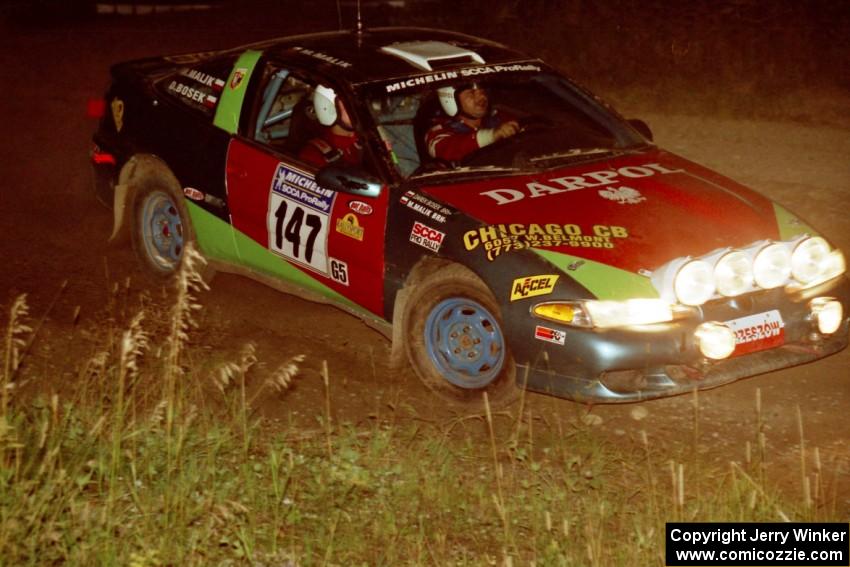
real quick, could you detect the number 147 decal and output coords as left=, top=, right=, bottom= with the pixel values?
left=267, top=194, right=329, bottom=275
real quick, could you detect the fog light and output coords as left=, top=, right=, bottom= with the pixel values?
left=695, top=322, right=736, bottom=359
left=810, top=297, right=843, bottom=335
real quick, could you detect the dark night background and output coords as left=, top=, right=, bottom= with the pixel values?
left=1, top=0, right=849, bottom=533
left=4, top=0, right=849, bottom=125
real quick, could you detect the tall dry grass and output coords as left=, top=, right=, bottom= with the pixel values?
left=0, top=244, right=845, bottom=564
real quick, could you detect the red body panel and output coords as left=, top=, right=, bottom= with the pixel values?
left=421, top=150, right=780, bottom=272
left=226, top=139, right=388, bottom=315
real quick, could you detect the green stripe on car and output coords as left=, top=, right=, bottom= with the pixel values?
left=213, top=50, right=262, bottom=134
left=533, top=249, right=659, bottom=300
left=772, top=202, right=819, bottom=241
left=186, top=202, right=359, bottom=310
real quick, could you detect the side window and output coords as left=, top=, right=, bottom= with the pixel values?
left=253, top=70, right=318, bottom=153
left=155, top=58, right=234, bottom=118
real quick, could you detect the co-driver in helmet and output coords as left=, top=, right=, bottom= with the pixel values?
left=299, top=84, right=363, bottom=167
left=424, top=82, right=519, bottom=164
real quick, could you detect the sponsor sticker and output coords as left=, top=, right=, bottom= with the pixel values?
left=167, top=80, right=212, bottom=105
left=292, top=46, right=352, bottom=68
left=267, top=163, right=335, bottom=275
left=178, top=67, right=223, bottom=89
left=329, top=258, right=349, bottom=286
left=463, top=223, right=629, bottom=261
left=409, top=221, right=445, bottom=253
left=271, top=164, right=335, bottom=213
left=183, top=187, right=205, bottom=201
left=598, top=185, right=646, bottom=205
left=400, top=190, right=449, bottom=223
left=383, top=63, right=541, bottom=93
left=348, top=200, right=373, bottom=216
left=510, top=275, right=559, bottom=301
left=335, top=213, right=364, bottom=241
left=534, top=325, right=565, bottom=346
left=725, top=310, right=785, bottom=355
left=479, top=162, right=681, bottom=205
left=230, top=68, right=247, bottom=90
left=110, top=98, right=124, bottom=133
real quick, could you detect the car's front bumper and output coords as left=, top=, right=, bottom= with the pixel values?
left=513, top=276, right=850, bottom=403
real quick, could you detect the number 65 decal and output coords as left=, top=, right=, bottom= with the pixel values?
left=330, top=258, right=349, bottom=286
left=267, top=194, right=330, bottom=275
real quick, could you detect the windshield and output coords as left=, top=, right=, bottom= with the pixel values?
left=365, top=70, right=645, bottom=178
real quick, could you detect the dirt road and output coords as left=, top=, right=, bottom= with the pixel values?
left=2, top=9, right=848, bottom=506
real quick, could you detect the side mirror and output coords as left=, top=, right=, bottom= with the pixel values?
left=627, top=119, right=653, bottom=142
left=316, top=164, right=383, bottom=198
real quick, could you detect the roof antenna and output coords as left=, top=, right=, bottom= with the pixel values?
left=335, top=0, right=343, bottom=31
left=356, top=0, right=364, bottom=35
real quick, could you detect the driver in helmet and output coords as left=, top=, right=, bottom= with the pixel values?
left=299, top=84, right=363, bottom=167
left=425, top=82, right=519, bottom=163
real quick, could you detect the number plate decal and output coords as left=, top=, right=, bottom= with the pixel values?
left=329, top=258, right=349, bottom=286
left=266, top=163, right=335, bottom=275
left=724, top=309, right=785, bottom=355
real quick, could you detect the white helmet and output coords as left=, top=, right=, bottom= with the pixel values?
left=313, top=84, right=338, bottom=126
left=437, top=82, right=485, bottom=117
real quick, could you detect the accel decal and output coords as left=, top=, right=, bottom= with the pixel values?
left=409, top=221, right=444, bottom=253
left=510, top=275, right=559, bottom=301
left=111, top=98, right=124, bottom=133
left=480, top=162, right=681, bottom=205
left=335, top=213, right=364, bottom=241
left=534, top=325, right=565, bottom=346
left=464, top=223, right=629, bottom=261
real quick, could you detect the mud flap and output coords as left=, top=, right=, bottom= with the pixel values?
left=108, top=183, right=131, bottom=244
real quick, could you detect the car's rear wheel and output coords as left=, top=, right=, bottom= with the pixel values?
left=403, top=264, right=518, bottom=408
left=133, top=186, right=187, bottom=276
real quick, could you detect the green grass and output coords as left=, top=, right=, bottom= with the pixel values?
left=1, top=248, right=844, bottom=565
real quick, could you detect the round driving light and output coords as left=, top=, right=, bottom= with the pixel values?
left=791, top=236, right=830, bottom=284
left=695, top=322, right=736, bottom=360
left=810, top=297, right=843, bottom=335
left=714, top=251, right=754, bottom=296
left=674, top=260, right=715, bottom=306
left=753, top=243, right=792, bottom=289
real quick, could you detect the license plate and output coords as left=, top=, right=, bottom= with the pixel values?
left=725, top=310, right=785, bottom=356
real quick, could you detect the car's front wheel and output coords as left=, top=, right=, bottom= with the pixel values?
left=403, top=264, right=518, bottom=408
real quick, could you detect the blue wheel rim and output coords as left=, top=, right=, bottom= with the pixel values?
left=141, top=191, right=183, bottom=271
left=424, top=297, right=506, bottom=389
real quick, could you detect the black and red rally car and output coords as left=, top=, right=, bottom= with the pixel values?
left=91, top=27, right=849, bottom=405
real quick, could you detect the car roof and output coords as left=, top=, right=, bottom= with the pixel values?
left=242, top=27, right=540, bottom=85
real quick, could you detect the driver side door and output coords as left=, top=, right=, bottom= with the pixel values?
left=225, top=65, right=388, bottom=316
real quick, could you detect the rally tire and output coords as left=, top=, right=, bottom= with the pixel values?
left=403, top=264, right=518, bottom=409
left=130, top=178, right=198, bottom=279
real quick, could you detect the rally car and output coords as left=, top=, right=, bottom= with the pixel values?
left=90, top=27, right=849, bottom=405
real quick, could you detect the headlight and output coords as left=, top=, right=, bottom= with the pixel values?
left=810, top=297, right=843, bottom=335
left=674, top=260, right=715, bottom=306
left=694, top=322, right=736, bottom=359
left=791, top=236, right=830, bottom=284
left=714, top=250, right=753, bottom=296
left=532, top=299, right=673, bottom=328
left=585, top=299, right=674, bottom=328
left=753, top=243, right=792, bottom=289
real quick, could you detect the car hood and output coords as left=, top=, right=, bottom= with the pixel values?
left=419, top=149, right=816, bottom=299
left=422, top=149, right=810, bottom=266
